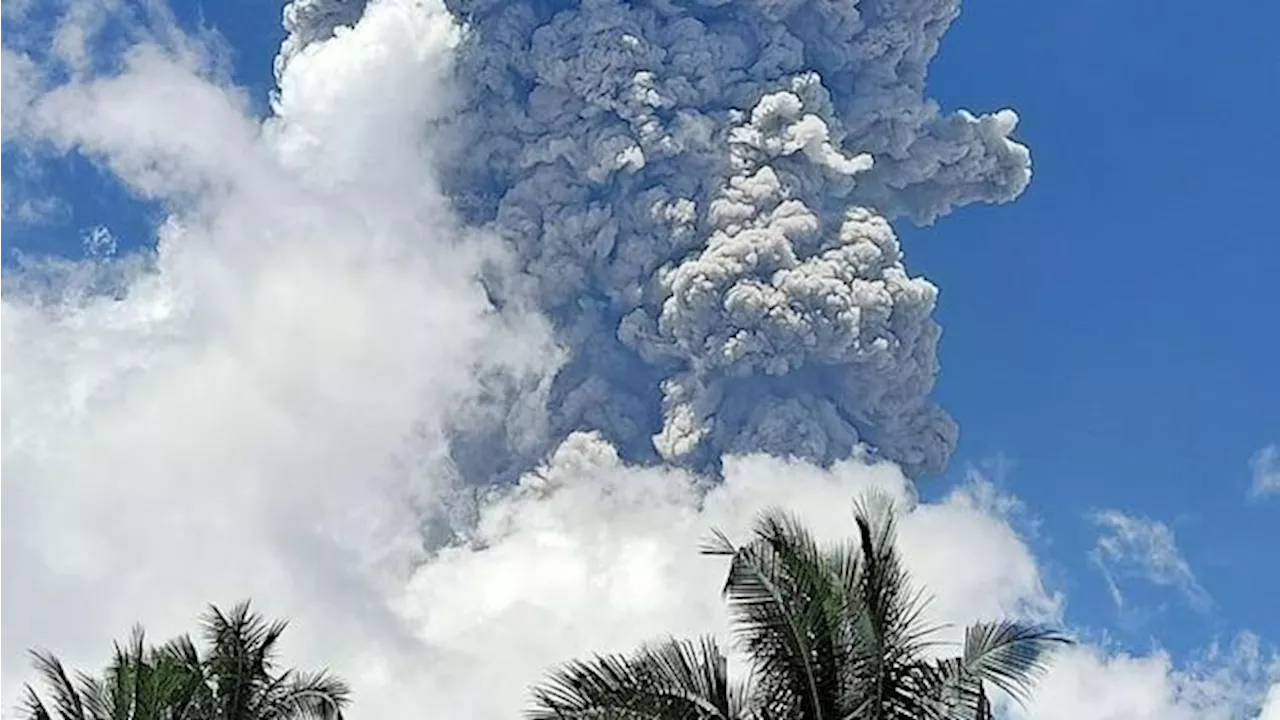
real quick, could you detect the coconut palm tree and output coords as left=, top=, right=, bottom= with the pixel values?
left=21, top=601, right=350, bottom=720
left=191, top=602, right=350, bottom=720
left=21, top=627, right=208, bottom=720
left=528, top=490, right=1070, bottom=720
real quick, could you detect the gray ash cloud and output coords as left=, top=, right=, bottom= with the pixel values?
left=283, top=0, right=1031, bottom=480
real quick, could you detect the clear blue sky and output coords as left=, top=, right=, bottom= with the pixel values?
left=4, top=0, right=1277, bottom=672
left=911, top=0, right=1280, bottom=657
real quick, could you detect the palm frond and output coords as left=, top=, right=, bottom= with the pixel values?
left=255, top=671, right=350, bottom=720
left=704, top=508, right=854, bottom=720
left=159, top=634, right=206, bottom=672
left=905, top=621, right=1071, bottom=719
left=958, top=621, right=1071, bottom=705
left=124, top=626, right=151, bottom=720
left=840, top=491, right=950, bottom=718
left=539, top=490, right=1068, bottom=720
left=27, top=650, right=88, bottom=720
left=20, top=685, right=55, bottom=720
left=900, top=659, right=988, bottom=720
left=851, top=490, right=939, bottom=661
left=528, top=636, right=743, bottom=720
left=152, top=634, right=212, bottom=720
left=202, top=600, right=289, bottom=720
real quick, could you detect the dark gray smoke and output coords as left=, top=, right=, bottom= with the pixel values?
left=282, top=0, right=1031, bottom=480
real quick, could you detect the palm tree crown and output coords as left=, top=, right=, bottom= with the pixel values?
left=21, top=601, right=350, bottom=720
left=529, top=490, right=1070, bottom=720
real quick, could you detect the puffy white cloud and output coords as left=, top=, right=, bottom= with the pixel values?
left=1261, top=683, right=1280, bottom=720
left=1024, top=633, right=1277, bottom=720
left=277, top=0, right=371, bottom=80
left=1090, top=509, right=1212, bottom=614
left=386, top=432, right=1056, bottom=717
left=2, top=1, right=558, bottom=715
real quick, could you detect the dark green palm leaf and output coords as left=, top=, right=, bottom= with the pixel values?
left=908, top=622, right=1072, bottom=719
left=839, top=491, right=950, bottom=719
left=703, top=510, right=854, bottom=720
left=958, top=621, right=1071, bottom=705
left=200, top=601, right=292, bottom=720
left=528, top=636, right=745, bottom=720
left=25, top=650, right=89, bottom=720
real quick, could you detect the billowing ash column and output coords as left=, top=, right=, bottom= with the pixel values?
left=279, top=0, right=1032, bottom=479
left=435, top=0, right=1030, bottom=478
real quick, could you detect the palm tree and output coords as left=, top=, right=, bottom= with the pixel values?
left=528, top=490, right=1071, bottom=719
left=21, top=601, right=350, bottom=720
left=21, top=627, right=207, bottom=720
left=191, top=602, right=350, bottom=720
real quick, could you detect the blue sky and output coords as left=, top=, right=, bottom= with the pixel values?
left=3, top=0, right=1278, bottom=715
left=912, top=0, right=1280, bottom=656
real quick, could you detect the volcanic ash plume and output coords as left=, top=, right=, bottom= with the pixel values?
left=286, top=0, right=1031, bottom=479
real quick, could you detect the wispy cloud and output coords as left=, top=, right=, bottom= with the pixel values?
left=1250, top=444, right=1280, bottom=498
left=1089, top=510, right=1212, bottom=614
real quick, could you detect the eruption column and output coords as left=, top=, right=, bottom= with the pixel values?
left=281, top=0, right=1031, bottom=479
